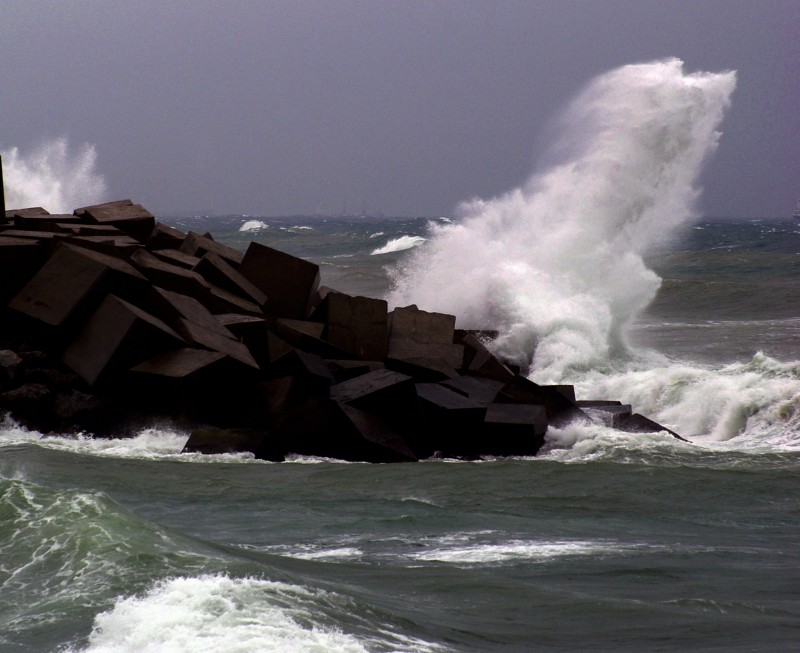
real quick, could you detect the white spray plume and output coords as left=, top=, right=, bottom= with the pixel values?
left=388, top=59, right=736, bottom=382
left=1, top=138, right=106, bottom=213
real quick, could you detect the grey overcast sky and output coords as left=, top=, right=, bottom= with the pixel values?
left=1, top=0, right=797, bottom=217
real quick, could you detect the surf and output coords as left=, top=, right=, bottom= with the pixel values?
left=387, top=58, right=737, bottom=381
left=1, top=138, right=106, bottom=213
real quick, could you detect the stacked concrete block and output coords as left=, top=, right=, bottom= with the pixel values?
left=0, top=198, right=685, bottom=458
left=238, top=241, right=320, bottom=319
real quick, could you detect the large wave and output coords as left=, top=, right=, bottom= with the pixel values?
left=388, top=59, right=736, bottom=380
left=1, top=138, right=106, bottom=213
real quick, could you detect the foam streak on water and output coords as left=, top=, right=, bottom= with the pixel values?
left=1, top=138, right=106, bottom=213
left=388, top=59, right=736, bottom=380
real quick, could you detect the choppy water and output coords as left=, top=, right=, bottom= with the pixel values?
left=2, top=216, right=798, bottom=652
left=3, top=59, right=799, bottom=651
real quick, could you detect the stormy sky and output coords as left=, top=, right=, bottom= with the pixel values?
left=1, top=0, right=797, bottom=218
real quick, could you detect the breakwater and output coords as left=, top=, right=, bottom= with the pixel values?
left=0, top=200, right=683, bottom=461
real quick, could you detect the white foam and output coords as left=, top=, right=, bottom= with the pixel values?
left=571, top=352, right=800, bottom=447
left=239, top=219, right=268, bottom=232
left=371, top=235, right=427, bottom=255
left=74, top=575, right=371, bottom=653
left=410, top=538, right=633, bottom=564
left=1, top=138, right=106, bottom=213
left=0, top=423, right=268, bottom=464
left=387, top=59, right=736, bottom=380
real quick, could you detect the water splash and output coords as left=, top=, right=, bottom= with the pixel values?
left=388, top=59, right=736, bottom=381
left=1, top=138, right=106, bottom=213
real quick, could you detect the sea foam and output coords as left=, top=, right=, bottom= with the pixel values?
left=388, top=59, right=736, bottom=380
left=76, top=575, right=372, bottom=653
left=1, top=138, right=106, bottom=213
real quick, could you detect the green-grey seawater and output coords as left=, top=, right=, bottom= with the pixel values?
left=2, top=218, right=799, bottom=651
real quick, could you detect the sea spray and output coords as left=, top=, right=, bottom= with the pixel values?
left=388, top=59, right=736, bottom=380
left=1, top=138, right=106, bottom=213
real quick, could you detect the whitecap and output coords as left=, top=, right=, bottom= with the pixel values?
left=74, top=575, right=372, bottom=653
left=239, top=220, right=268, bottom=232
left=371, top=235, right=427, bottom=255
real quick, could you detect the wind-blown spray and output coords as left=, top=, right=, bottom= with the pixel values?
left=1, top=138, right=106, bottom=213
left=388, top=59, right=736, bottom=382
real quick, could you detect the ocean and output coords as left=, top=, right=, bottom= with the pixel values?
left=1, top=215, right=798, bottom=652
left=2, top=60, right=799, bottom=651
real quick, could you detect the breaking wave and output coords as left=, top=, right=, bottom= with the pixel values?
left=371, top=235, right=427, bottom=255
left=239, top=219, right=269, bottom=231
left=387, top=59, right=736, bottom=380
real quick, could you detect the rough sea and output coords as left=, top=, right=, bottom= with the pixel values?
left=2, top=60, right=798, bottom=651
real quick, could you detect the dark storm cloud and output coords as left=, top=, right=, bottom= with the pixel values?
left=1, top=0, right=797, bottom=217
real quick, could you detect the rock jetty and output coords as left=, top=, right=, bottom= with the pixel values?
left=0, top=200, right=685, bottom=461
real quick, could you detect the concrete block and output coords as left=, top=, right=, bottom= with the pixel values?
left=386, top=339, right=464, bottom=381
left=129, top=347, right=227, bottom=378
left=57, top=234, right=143, bottom=256
left=272, top=318, right=352, bottom=359
left=6, top=207, right=49, bottom=218
left=459, top=334, right=515, bottom=381
left=75, top=199, right=155, bottom=241
left=0, top=237, right=47, bottom=303
left=206, top=285, right=263, bottom=316
left=330, top=403, right=418, bottom=462
left=329, top=368, right=420, bottom=441
left=325, top=359, right=385, bottom=383
left=312, top=290, right=388, bottom=360
left=13, top=213, right=81, bottom=229
left=331, top=368, right=416, bottom=411
left=238, top=241, right=320, bottom=319
left=440, top=375, right=506, bottom=405
left=151, top=248, right=202, bottom=270
left=178, top=231, right=244, bottom=267
left=181, top=427, right=284, bottom=460
left=482, top=403, right=548, bottom=456
left=150, top=287, right=234, bottom=339
left=496, top=376, right=586, bottom=427
left=214, top=314, right=291, bottom=367
left=615, top=412, right=688, bottom=442
left=270, top=348, right=335, bottom=386
left=0, top=229, right=66, bottom=242
left=454, top=328, right=499, bottom=343
left=176, top=318, right=259, bottom=369
left=256, top=375, right=332, bottom=444
left=389, top=305, right=456, bottom=345
left=131, top=249, right=212, bottom=299
left=413, top=382, right=487, bottom=457
left=147, top=222, right=187, bottom=250
left=74, top=224, right=124, bottom=236
left=193, top=252, right=267, bottom=307
left=62, top=294, right=185, bottom=385
left=8, top=243, right=146, bottom=328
